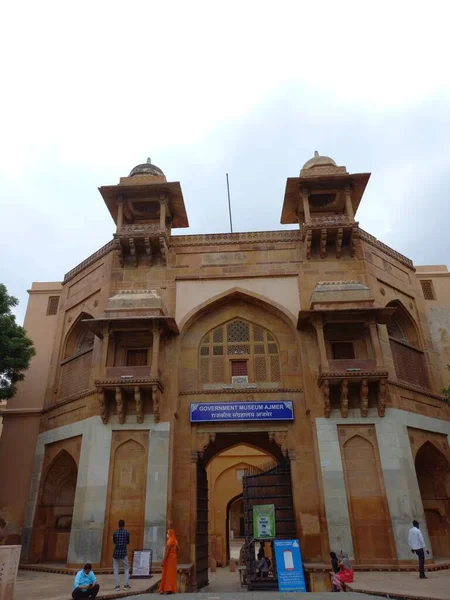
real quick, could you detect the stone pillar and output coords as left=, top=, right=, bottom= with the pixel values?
left=0, top=411, right=41, bottom=553
left=116, top=196, right=124, bottom=230
left=344, top=185, right=354, bottom=221
left=68, top=418, right=112, bottom=566
left=316, top=418, right=355, bottom=560
left=159, top=198, right=167, bottom=230
left=368, top=318, right=383, bottom=368
left=302, top=187, right=311, bottom=223
left=313, top=316, right=329, bottom=372
left=99, top=326, right=110, bottom=379
left=375, top=413, right=432, bottom=560
left=143, top=426, right=170, bottom=562
left=151, top=322, right=161, bottom=378
left=0, top=545, right=21, bottom=600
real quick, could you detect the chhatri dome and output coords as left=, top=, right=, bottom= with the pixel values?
left=129, top=157, right=166, bottom=180
left=302, top=150, right=337, bottom=171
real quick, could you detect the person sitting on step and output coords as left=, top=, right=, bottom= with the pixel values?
left=72, top=563, right=100, bottom=599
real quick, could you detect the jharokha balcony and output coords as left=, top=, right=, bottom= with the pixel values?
left=318, top=359, right=389, bottom=419
left=298, top=281, right=394, bottom=419
left=82, top=289, right=178, bottom=425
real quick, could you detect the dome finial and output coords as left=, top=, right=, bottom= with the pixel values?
left=147, top=157, right=151, bottom=164
left=314, top=150, right=319, bottom=157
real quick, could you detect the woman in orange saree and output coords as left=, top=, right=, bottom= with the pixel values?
left=159, top=529, right=179, bottom=594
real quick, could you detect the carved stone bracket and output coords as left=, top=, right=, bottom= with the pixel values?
left=336, top=227, right=343, bottom=258
left=268, top=431, right=288, bottom=457
left=159, top=236, right=169, bottom=265
left=321, top=379, right=330, bottom=418
left=135, top=386, right=144, bottom=424
left=118, top=246, right=124, bottom=268
left=144, top=237, right=153, bottom=265
left=129, top=237, right=137, bottom=267
left=360, top=379, right=369, bottom=417
left=305, top=229, right=312, bottom=259
left=340, top=378, right=349, bottom=418
left=196, top=432, right=216, bottom=458
left=152, top=384, right=161, bottom=423
left=320, top=228, right=327, bottom=259
left=377, top=379, right=387, bottom=417
left=350, top=227, right=359, bottom=258
left=115, top=387, right=126, bottom=424
left=98, top=387, right=108, bottom=424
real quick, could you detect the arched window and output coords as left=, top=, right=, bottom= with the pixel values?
left=199, top=319, right=281, bottom=385
left=387, top=302, right=429, bottom=389
left=58, top=313, right=94, bottom=400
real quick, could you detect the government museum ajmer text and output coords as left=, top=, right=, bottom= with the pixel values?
left=1, top=152, right=450, bottom=590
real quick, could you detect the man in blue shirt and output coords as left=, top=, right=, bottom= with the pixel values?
left=113, top=519, right=131, bottom=591
left=72, top=563, right=100, bottom=599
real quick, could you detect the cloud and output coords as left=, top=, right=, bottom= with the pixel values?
left=1, top=0, right=449, bottom=322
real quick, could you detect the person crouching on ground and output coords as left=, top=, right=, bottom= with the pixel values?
left=72, top=563, right=100, bottom=599
left=332, top=551, right=354, bottom=592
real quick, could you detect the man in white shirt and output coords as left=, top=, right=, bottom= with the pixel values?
left=408, top=520, right=429, bottom=579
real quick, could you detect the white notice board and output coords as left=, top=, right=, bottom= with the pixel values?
left=131, top=549, right=153, bottom=579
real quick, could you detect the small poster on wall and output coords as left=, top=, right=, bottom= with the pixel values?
left=130, top=549, right=153, bottom=579
left=253, top=504, right=276, bottom=539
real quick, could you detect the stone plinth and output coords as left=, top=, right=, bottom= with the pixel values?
left=0, top=545, right=20, bottom=600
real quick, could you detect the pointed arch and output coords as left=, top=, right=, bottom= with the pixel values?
left=340, top=428, right=395, bottom=563
left=386, top=300, right=429, bottom=389
left=41, top=450, right=78, bottom=506
left=199, top=317, right=281, bottom=386
left=179, top=287, right=297, bottom=337
left=63, top=312, right=95, bottom=359
left=414, top=440, right=450, bottom=557
left=58, top=312, right=95, bottom=399
left=386, top=300, right=421, bottom=348
left=415, top=440, right=450, bottom=469
left=31, top=448, right=78, bottom=563
left=113, top=437, right=147, bottom=457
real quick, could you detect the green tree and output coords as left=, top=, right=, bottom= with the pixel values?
left=0, top=284, right=35, bottom=400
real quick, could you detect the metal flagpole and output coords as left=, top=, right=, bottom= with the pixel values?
left=226, top=173, right=233, bottom=233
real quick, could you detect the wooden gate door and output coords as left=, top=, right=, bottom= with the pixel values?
left=243, top=460, right=296, bottom=590
left=195, top=460, right=209, bottom=589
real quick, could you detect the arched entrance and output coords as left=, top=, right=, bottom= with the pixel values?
left=207, top=444, right=267, bottom=567
left=31, top=450, right=78, bottom=563
left=226, top=494, right=244, bottom=564
left=102, top=432, right=149, bottom=567
left=415, top=441, right=450, bottom=557
left=195, top=431, right=292, bottom=590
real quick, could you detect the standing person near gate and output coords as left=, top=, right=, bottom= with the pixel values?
left=113, top=519, right=131, bottom=591
left=408, top=520, right=429, bottom=579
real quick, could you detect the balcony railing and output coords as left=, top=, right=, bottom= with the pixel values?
left=117, top=224, right=163, bottom=235
left=304, top=215, right=353, bottom=228
left=105, top=366, right=152, bottom=380
left=326, top=359, right=377, bottom=374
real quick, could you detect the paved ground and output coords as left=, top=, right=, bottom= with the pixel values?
left=127, top=594, right=384, bottom=599
left=14, top=569, right=159, bottom=599
left=198, top=567, right=242, bottom=594
left=348, top=568, right=450, bottom=599
left=14, top=565, right=450, bottom=600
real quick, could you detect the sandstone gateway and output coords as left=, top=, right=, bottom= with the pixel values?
left=1, top=153, right=450, bottom=590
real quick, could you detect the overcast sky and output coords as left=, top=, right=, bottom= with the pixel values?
left=1, top=1, right=450, bottom=323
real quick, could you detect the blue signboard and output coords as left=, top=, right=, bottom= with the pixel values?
left=274, top=539, right=306, bottom=593
left=189, top=401, right=294, bottom=423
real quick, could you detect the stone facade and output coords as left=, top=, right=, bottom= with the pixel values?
left=1, top=154, right=450, bottom=579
